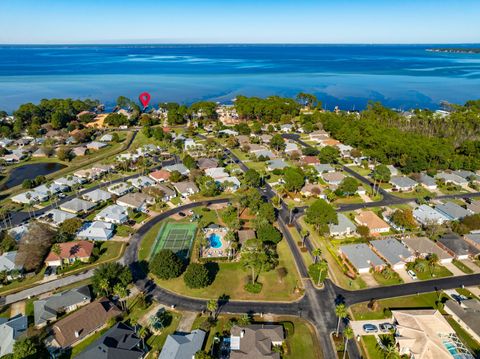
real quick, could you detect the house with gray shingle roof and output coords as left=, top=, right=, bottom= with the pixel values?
left=413, top=205, right=449, bottom=226
left=267, top=159, right=288, bottom=171
left=163, top=163, right=190, bottom=176
left=329, top=214, right=357, bottom=237
left=314, top=164, right=335, bottom=174
left=417, top=173, right=437, bottom=190
left=159, top=329, right=206, bottom=359
left=339, top=243, right=385, bottom=274
left=390, top=176, right=417, bottom=191
left=60, top=198, right=96, bottom=214
left=81, top=189, right=112, bottom=203
left=0, top=315, right=28, bottom=357
left=370, top=238, right=415, bottom=269
left=39, top=209, right=76, bottom=227
left=435, top=202, right=472, bottom=221
left=436, top=172, right=468, bottom=186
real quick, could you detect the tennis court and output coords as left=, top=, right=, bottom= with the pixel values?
left=150, top=221, right=197, bottom=260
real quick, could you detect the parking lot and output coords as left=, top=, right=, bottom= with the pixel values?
left=350, top=319, right=396, bottom=336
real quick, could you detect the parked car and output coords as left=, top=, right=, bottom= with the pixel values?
left=363, top=324, right=378, bottom=333
left=178, top=212, right=186, bottom=217
left=379, top=323, right=395, bottom=332
left=407, top=270, right=418, bottom=280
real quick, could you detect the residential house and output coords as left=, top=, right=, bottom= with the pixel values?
left=436, top=172, right=468, bottom=187
left=230, top=324, right=285, bottom=359
left=173, top=181, right=199, bottom=198
left=267, top=159, right=288, bottom=171
left=354, top=211, right=390, bottom=235
left=251, top=148, right=276, bottom=159
left=284, top=141, right=299, bottom=154
left=32, top=147, right=50, bottom=158
left=339, top=243, right=385, bottom=274
left=0, top=251, right=22, bottom=280
left=150, top=183, right=177, bottom=202
left=329, top=214, right=356, bottom=237
left=390, top=176, right=417, bottom=191
left=11, top=191, right=48, bottom=204
left=159, top=329, right=206, bottom=359
left=128, top=176, right=155, bottom=189
left=309, top=130, right=329, bottom=143
left=107, top=182, right=133, bottom=196
left=259, top=134, right=272, bottom=144
left=454, top=170, right=480, bottom=182
left=322, top=172, right=345, bottom=186
left=205, top=167, right=229, bottom=180
left=116, top=192, right=154, bottom=211
left=99, top=134, right=113, bottom=142
left=463, top=233, right=480, bottom=251
left=197, top=157, right=218, bottom=170
left=393, top=310, right=469, bottom=359
left=402, top=237, right=453, bottom=264
left=77, top=322, right=145, bottom=359
left=218, top=129, right=239, bottom=136
left=44, top=241, right=94, bottom=267
left=34, top=183, right=68, bottom=197
left=51, top=298, right=121, bottom=349
left=39, top=209, right=76, bottom=227
left=444, top=299, right=480, bottom=343
left=149, top=169, right=171, bottom=182
left=314, top=164, right=335, bottom=174
left=82, top=189, right=112, bottom=203
left=217, top=176, right=241, bottom=192
left=280, top=124, right=293, bottom=132
left=86, top=141, right=107, bottom=150
left=300, top=183, right=324, bottom=198
left=77, top=221, right=114, bottom=241
left=437, top=234, right=480, bottom=260
left=163, top=164, right=190, bottom=176
left=34, top=286, right=92, bottom=328
left=72, top=146, right=87, bottom=157
left=466, top=200, right=480, bottom=214
left=0, top=315, right=28, bottom=357
left=413, top=205, right=449, bottom=226
left=54, top=176, right=85, bottom=188
left=95, top=204, right=128, bottom=224
left=435, top=202, right=471, bottom=221
left=302, top=156, right=320, bottom=166
left=60, top=198, right=96, bottom=214
left=370, top=238, right=415, bottom=269
left=417, top=173, right=438, bottom=190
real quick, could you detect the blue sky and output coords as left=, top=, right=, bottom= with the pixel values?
left=1, top=0, right=479, bottom=44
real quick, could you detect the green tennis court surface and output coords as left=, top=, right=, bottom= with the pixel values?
left=151, top=221, right=197, bottom=260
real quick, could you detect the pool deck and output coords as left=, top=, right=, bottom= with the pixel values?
left=202, top=227, right=230, bottom=258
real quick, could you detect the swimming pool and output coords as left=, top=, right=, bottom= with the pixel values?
left=209, top=233, right=223, bottom=249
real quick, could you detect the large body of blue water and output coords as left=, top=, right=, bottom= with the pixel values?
left=0, top=44, right=479, bottom=111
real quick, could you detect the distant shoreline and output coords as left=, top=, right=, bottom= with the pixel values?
left=427, top=48, right=480, bottom=54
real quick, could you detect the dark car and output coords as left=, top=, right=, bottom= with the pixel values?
left=45, top=266, right=53, bottom=276
left=178, top=212, right=186, bottom=217
left=363, top=324, right=378, bottom=333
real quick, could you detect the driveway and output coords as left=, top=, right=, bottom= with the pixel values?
left=463, top=259, right=480, bottom=273
left=396, top=267, right=415, bottom=283
left=360, top=273, right=378, bottom=287
left=350, top=319, right=395, bottom=336
left=443, top=261, right=466, bottom=276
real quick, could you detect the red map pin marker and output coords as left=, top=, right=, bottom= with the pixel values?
left=139, top=92, right=151, bottom=108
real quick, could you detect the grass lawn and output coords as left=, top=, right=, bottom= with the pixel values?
left=0, top=268, right=45, bottom=296
left=452, top=259, right=474, bottom=274
left=244, top=161, right=268, bottom=171
left=333, top=195, right=365, bottom=205
left=286, top=226, right=313, bottom=267
left=170, top=197, right=182, bottom=206
left=360, top=335, right=389, bottom=359
left=130, top=211, right=149, bottom=223
left=372, top=271, right=403, bottom=286
left=350, top=292, right=443, bottom=321
left=413, top=263, right=453, bottom=280
left=145, top=311, right=182, bottom=358
left=349, top=165, right=371, bottom=177
left=390, top=187, right=434, bottom=199
left=298, top=217, right=367, bottom=290
left=153, top=239, right=303, bottom=301
left=139, top=221, right=163, bottom=261
left=230, top=148, right=249, bottom=161
left=116, top=225, right=135, bottom=237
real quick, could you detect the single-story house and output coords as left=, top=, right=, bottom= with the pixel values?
left=435, top=202, right=472, bottom=221
left=39, top=209, right=76, bottom=227
left=354, top=211, right=390, bottom=235
left=444, top=299, right=480, bottom=343
left=260, top=134, right=272, bottom=143
left=230, top=325, right=284, bottom=359
left=217, top=176, right=241, bottom=191
left=95, top=204, right=128, bottom=224
left=309, top=130, right=329, bottom=143
left=54, top=176, right=85, bottom=188
left=116, top=192, right=154, bottom=211
left=437, top=234, right=480, bottom=260
left=11, top=191, right=48, bottom=204
left=412, top=205, right=449, bottom=226
left=284, top=141, right=299, bottom=153
left=197, top=157, right=218, bottom=170
left=0, top=315, right=28, bottom=357
left=34, top=286, right=92, bottom=328
left=322, top=171, right=345, bottom=186
left=252, top=149, right=276, bottom=159
left=466, top=200, right=480, bottom=214
left=45, top=240, right=94, bottom=267
left=302, top=156, right=320, bottom=166
left=77, top=221, right=115, bottom=241
left=76, top=322, right=145, bottom=359
left=205, top=167, right=229, bottom=180
left=107, top=182, right=133, bottom=196
left=149, top=169, right=171, bottom=182
left=0, top=251, right=22, bottom=279
left=390, top=176, right=417, bottom=191
left=339, top=243, right=385, bottom=274
left=72, top=146, right=87, bottom=157
left=173, top=181, right=199, bottom=198
left=86, top=141, right=107, bottom=150
left=163, top=164, right=190, bottom=176
left=159, top=329, right=206, bottom=359
left=401, top=236, right=453, bottom=264
left=60, top=198, right=96, bottom=214
left=82, top=189, right=112, bottom=203
left=329, top=214, right=357, bottom=237
left=34, top=183, right=68, bottom=196
left=51, top=298, right=121, bottom=349
left=370, top=238, right=415, bottom=269
left=453, top=170, right=480, bottom=182
left=150, top=183, right=177, bottom=202
left=267, top=159, right=288, bottom=171
left=280, top=124, right=293, bottom=132
left=463, top=233, right=480, bottom=251
left=99, top=134, right=113, bottom=142
left=218, top=129, right=239, bottom=136
left=300, top=183, right=325, bottom=198
left=436, top=172, right=468, bottom=186
left=128, top=176, right=155, bottom=189
left=417, top=173, right=438, bottom=190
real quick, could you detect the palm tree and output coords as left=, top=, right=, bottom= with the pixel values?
left=113, top=283, right=128, bottom=309
left=301, top=228, right=309, bottom=247
left=237, top=314, right=251, bottom=326
left=377, top=335, right=400, bottom=359
left=335, top=304, right=348, bottom=337
left=98, top=277, right=110, bottom=296
left=312, top=248, right=322, bottom=264
left=414, top=260, right=427, bottom=273
left=317, top=260, right=328, bottom=286
left=206, top=299, right=218, bottom=319
left=287, top=202, right=296, bottom=224
left=342, top=326, right=354, bottom=359
left=427, top=253, right=439, bottom=276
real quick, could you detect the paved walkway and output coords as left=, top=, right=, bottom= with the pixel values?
left=444, top=261, right=466, bottom=276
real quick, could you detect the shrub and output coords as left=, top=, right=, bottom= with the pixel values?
left=244, top=282, right=263, bottom=293
left=149, top=249, right=184, bottom=280
left=183, top=263, right=211, bottom=288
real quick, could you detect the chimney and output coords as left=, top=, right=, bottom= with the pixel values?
left=75, top=331, right=80, bottom=338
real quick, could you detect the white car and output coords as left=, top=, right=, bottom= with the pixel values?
left=407, top=270, right=417, bottom=280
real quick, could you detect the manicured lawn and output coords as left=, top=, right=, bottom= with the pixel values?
left=0, top=268, right=45, bottom=295
left=348, top=165, right=371, bottom=177
left=244, top=161, right=268, bottom=171
left=350, top=292, right=443, bottom=320
left=153, top=239, right=303, bottom=301
left=130, top=211, right=149, bottom=223
left=390, top=187, right=435, bottom=199
left=413, top=263, right=453, bottom=280
left=333, top=195, right=364, bottom=205
left=452, top=259, right=474, bottom=274
left=372, top=271, right=403, bottom=286
left=230, top=148, right=249, bottom=161
left=145, top=311, right=182, bottom=358
left=445, top=316, right=480, bottom=357
left=286, top=225, right=313, bottom=267
left=170, top=197, right=182, bottom=206
left=139, top=221, right=163, bottom=261
left=360, top=335, right=384, bottom=359
left=116, top=225, right=135, bottom=237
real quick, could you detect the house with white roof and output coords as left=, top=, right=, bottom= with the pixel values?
left=39, top=209, right=76, bottom=227
left=95, top=205, right=128, bottom=224
left=86, top=141, right=107, bottom=150
left=99, top=134, right=113, bottom=142
left=77, top=221, right=115, bottom=241
left=107, top=182, right=133, bottom=196
left=11, top=191, right=48, bottom=204
left=60, top=198, right=96, bottom=214
left=82, top=189, right=112, bottom=203
left=205, top=167, right=229, bottom=180
left=163, top=164, right=190, bottom=176
left=329, top=214, right=357, bottom=237
left=128, top=176, right=155, bottom=189
left=53, top=176, right=85, bottom=188
left=390, top=176, right=418, bottom=191
left=413, top=205, right=449, bottom=226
